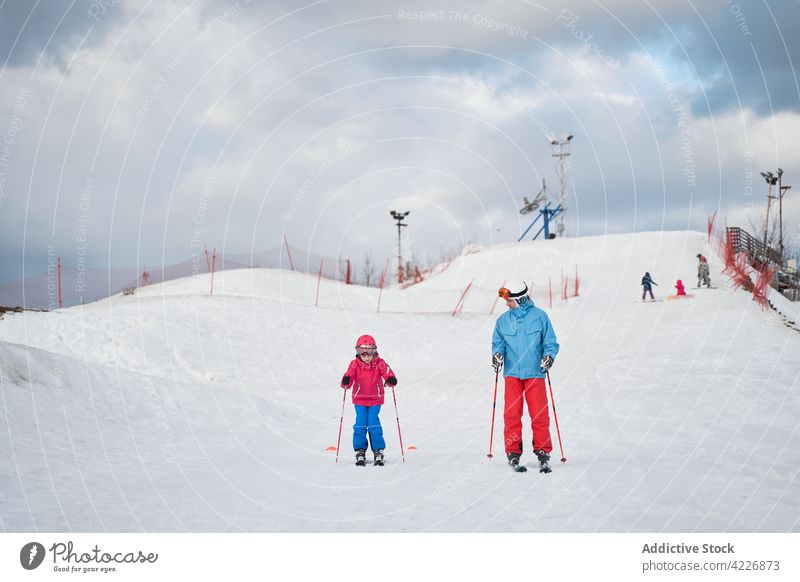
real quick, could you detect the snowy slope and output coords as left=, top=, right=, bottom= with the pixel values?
left=1, top=230, right=799, bottom=532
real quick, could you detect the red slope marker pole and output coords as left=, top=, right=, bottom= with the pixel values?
left=377, top=257, right=390, bottom=313
left=315, top=258, right=323, bottom=306
left=57, top=256, right=63, bottom=308
left=210, top=248, right=217, bottom=295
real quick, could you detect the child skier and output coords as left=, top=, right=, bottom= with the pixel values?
left=675, top=279, right=687, bottom=296
left=340, top=334, right=397, bottom=466
left=641, top=272, right=658, bottom=301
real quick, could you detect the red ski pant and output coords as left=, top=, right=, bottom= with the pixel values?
left=503, top=376, right=552, bottom=455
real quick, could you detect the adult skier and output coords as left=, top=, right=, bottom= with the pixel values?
left=696, top=254, right=711, bottom=288
left=641, top=272, right=658, bottom=301
left=492, top=280, right=560, bottom=473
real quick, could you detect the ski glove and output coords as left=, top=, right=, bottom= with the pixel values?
left=492, top=353, right=504, bottom=373
left=540, top=355, right=554, bottom=372
left=386, top=376, right=397, bottom=386
left=341, top=375, right=351, bottom=387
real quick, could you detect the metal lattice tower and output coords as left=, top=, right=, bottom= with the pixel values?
left=389, top=210, right=410, bottom=283
left=760, top=170, right=778, bottom=261
left=549, top=134, right=573, bottom=237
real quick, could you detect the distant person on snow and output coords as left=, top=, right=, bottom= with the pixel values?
left=641, top=272, right=658, bottom=301
left=340, top=334, right=397, bottom=466
left=675, top=279, right=687, bottom=296
left=492, top=280, right=560, bottom=473
left=696, top=254, right=711, bottom=288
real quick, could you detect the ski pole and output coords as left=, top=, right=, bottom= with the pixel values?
left=335, top=388, right=347, bottom=464
left=546, top=371, right=567, bottom=463
left=390, top=385, right=406, bottom=462
left=487, top=370, right=499, bottom=458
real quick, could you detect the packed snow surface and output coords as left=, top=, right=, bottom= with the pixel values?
left=1, top=231, right=798, bottom=532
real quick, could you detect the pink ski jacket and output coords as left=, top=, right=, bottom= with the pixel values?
left=342, top=356, right=396, bottom=406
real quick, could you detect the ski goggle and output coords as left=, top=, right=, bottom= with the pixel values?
left=499, top=286, right=529, bottom=304
left=356, top=346, right=377, bottom=356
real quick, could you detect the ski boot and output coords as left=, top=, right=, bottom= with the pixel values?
left=374, top=450, right=385, bottom=466
left=355, top=449, right=367, bottom=466
left=507, top=452, right=527, bottom=472
left=535, top=449, right=552, bottom=474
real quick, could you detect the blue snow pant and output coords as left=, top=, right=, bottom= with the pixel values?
left=353, top=405, right=385, bottom=451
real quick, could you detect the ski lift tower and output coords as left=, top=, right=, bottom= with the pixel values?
left=517, top=178, right=561, bottom=242
left=759, top=170, right=778, bottom=262
left=550, top=134, right=573, bottom=237
left=390, top=210, right=410, bottom=283
left=517, top=178, right=563, bottom=241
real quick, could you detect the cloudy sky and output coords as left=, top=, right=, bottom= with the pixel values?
left=1, top=0, right=799, bottom=284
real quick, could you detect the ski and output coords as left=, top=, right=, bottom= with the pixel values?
left=539, top=462, right=552, bottom=474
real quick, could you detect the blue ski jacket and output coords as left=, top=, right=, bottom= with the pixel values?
left=491, top=300, right=559, bottom=379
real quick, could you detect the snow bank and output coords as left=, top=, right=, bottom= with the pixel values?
left=1, top=231, right=798, bottom=532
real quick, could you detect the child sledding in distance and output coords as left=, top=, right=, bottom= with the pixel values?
left=340, top=335, right=397, bottom=466
left=666, top=279, right=695, bottom=301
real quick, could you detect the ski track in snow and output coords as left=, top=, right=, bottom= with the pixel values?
left=1, top=231, right=799, bottom=532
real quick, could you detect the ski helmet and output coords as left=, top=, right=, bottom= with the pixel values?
left=499, top=280, right=529, bottom=305
left=355, top=334, right=377, bottom=357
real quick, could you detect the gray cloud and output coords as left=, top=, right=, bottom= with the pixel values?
left=679, top=2, right=800, bottom=117
left=0, top=0, right=122, bottom=68
left=245, top=0, right=800, bottom=117
left=0, top=0, right=799, bottom=288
